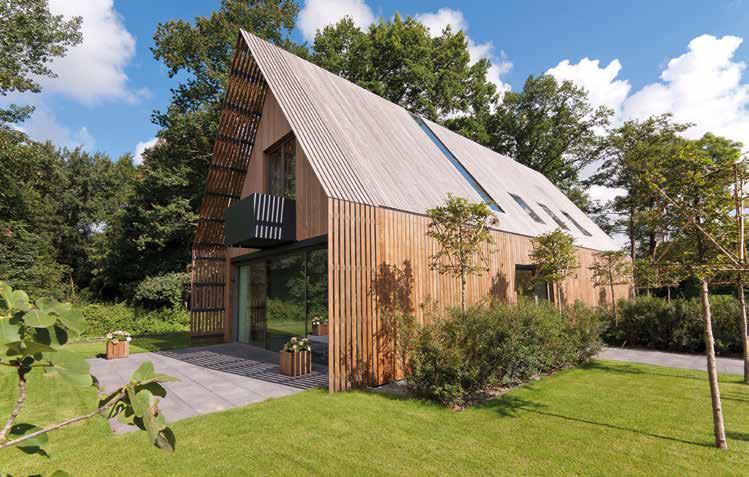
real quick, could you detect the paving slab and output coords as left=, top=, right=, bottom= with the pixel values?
left=597, top=347, right=744, bottom=375
left=87, top=343, right=327, bottom=433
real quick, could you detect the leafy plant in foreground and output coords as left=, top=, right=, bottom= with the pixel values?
left=0, top=281, right=177, bottom=473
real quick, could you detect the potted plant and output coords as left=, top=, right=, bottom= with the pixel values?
left=311, top=316, right=328, bottom=336
left=105, top=330, right=132, bottom=359
left=279, top=337, right=312, bottom=376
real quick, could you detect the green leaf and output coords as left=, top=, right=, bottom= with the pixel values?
left=45, top=351, right=92, bottom=386
left=143, top=410, right=167, bottom=444
left=0, top=281, right=12, bottom=307
left=18, top=340, right=56, bottom=355
left=136, top=381, right=167, bottom=398
left=9, top=290, right=30, bottom=311
left=9, top=423, right=48, bottom=455
left=0, top=317, right=21, bottom=345
left=36, top=325, right=69, bottom=349
left=58, top=309, right=84, bottom=335
left=131, top=361, right=156, bottom=383
left=24, top=309, right=56, bottom=328
left=154, top=427, right=176, bottom=452
left=130, top=388, right=153, bottom=418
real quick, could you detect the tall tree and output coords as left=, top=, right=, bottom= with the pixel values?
left=311, top=15, right=497, bottom=124
left=589, top=249, right=631, bottom=319
left=100, top=0, right=300, bottom=298
left=593, top=114, right=689, bottom=290
left=486, top=75, right=611, bottom=204
left=426, top=194, right=498, bottom=312
left=0, top=0, right=82, bottom=123
left=649, top=133, right=742, bottom=450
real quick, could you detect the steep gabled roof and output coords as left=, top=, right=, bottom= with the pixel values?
left=241, top=30, right=618, bottom=251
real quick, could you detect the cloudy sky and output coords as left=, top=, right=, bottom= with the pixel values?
left=6, top=0, right=749, bottom=169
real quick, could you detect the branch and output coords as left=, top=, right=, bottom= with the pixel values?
left=0, top=366, right=26, bottom=443
left=0, top=391, right=125, bottom=451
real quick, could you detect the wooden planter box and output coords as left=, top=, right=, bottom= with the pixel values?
left=279, top=350, right=311, bottom=376
left=312, top=323, right=328, bottom=336
left=106, top=341, right=129, bottom=360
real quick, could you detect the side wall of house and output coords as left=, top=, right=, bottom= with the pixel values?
left=223, top=90, right=328, bottom=341
left=327, top=198, right=631, bottom=391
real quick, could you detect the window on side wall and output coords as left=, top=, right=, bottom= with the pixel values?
left=514, top=264, right=551, bottom=304
left=267, top=135, right=296, bottom=199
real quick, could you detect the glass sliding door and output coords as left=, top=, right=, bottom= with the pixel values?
left=235, top=246, right=327, bottom=364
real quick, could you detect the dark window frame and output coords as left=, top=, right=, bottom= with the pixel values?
left=509, top=193, right=545, bottom=224
left=537, top=203, right=570, bottom=231
left=561, top=211, right=593, bottom=237
left=265, top=132, right=297, bottom=199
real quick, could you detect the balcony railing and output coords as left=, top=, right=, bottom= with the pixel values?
left=224, top=193, right=296, bottom=248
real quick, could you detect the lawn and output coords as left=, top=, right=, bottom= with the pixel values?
left=3, top=343, right=749, bottom=476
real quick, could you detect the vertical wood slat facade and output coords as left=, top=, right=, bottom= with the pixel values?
left=328, top=199, right=631, bottom=391
left=190, top=38, right=268, bottom=339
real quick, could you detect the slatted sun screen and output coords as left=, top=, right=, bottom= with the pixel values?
left=191, top=37, right=269, bottom=339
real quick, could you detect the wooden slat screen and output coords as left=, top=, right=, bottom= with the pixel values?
left=327, top=199, right=632, bottom=391
left=191, top=38, right=268, bottom=338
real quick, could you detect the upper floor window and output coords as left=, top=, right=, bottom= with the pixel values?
left=561, top=211, right=593, bottom=237
left=538, top=203, right=569, bottom=231
left=509, top=193, right=544, bottom=224
left=267, top=136, right=296, bottom=199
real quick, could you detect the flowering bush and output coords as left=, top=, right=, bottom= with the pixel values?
left=106, top=330, right=132, bottom=344
left=283, top=336, right=311, bottom=353
left=311, top=316, right=328, bottom=327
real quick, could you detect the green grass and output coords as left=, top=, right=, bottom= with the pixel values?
left=3, top=352, right=749, bottom=475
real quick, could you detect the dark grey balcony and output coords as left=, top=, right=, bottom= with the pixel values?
left=224, top=193, right=296, bottom=248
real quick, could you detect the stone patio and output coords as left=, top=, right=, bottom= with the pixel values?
left=87, top=343, right=327, bottom=433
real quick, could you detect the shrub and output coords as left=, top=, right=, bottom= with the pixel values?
left=409, top=302, right=603, bottom=407
left=133, top=272, right=190, bottom=309
left=604, top=295, right=742, bottom=354
left=79, top=303, right=189, bottom=338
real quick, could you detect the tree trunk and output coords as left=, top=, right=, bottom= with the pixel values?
left=609, top=276, right=617, bottom=324
left=460, top=271, right=466, bottom=312
left=700, top=279, right=728, bottom=450
left=738, top=275, right=749, bottom=384
left=629, top=206, right=637, bottom=297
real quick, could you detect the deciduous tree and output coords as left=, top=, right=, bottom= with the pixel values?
left=529, top=229, right=578, bottom=310
left=589, top=249, right=631, bottom=319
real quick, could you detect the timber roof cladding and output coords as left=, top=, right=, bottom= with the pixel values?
left=240, top=31, right=619, bottom=251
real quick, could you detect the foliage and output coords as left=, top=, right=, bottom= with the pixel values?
left=0, top=0, right=82, bottom=124
left=311, top=316, right=327, bottom=327
left=0, top=281, right=176, bottom=471
left=603, top=295, right=744, bottom=354
left=311, top=14, right=497, bottom=124
left=105, top=330, right=131, bottom=344
left=79, top=304, right=189, bottom=338
left=426, top=194, right=498, bottom=311
left=529, top=229, right=578, bottom=306
left=409, top=302, right=603, bottom=407
left=486, top=75, right=611, bottom=204
left=282, top=336, right=310, bottom=353
left=589, top=250, right=631, bottom=314
left=133, top=272, right=190, bottom=310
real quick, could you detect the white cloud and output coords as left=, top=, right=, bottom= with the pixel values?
left=134, top=137, right=158, bottom=165
left=547, top=58, right=631, bottom=115
left=15, top=99, right=96, bottom=151
left=298, top=0, right=375, bottom=42
left=623, top=34, right=749, bottom=147
left=42, top=0, right=142, bottom=104
left=415, top=8, right=511, bottom=95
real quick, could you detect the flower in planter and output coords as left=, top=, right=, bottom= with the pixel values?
left=106, top=330, right=132, bottom=344
left=311, top=316, right=328, bottom=327
left=283, top=336, right=311, bottom=353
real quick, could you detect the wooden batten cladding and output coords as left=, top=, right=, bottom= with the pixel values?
left=327, top=199, right=631, bottom=391
left=191, top=38, right=269, bottom=339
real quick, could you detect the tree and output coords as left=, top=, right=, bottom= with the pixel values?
left=486, top=75, right=611, bottom=205
left=0, top=282, right=176, bottom=472
left=593, top=115, right=690, bottom=290
left=100, top=0, right=300, bottom=298
left=589, top=250, right=631, bottom=319
left=426, top=194, right=498, bottom=311
left=311, top=14, right=497, bottom=123
left=0, top=0, right=82, bottom=124
left=646, top=133, right=743, bottom=450
left=529, top=229, right=578, bottom=310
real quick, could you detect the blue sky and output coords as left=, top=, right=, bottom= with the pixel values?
left=10, top=0, right=749, bottom=168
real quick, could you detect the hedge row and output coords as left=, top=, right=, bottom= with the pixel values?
left=409, top=302, right=603, bottom=407
left=78, top=303, right=189, bottom=338
left=603, top=295, right=742, bottom=355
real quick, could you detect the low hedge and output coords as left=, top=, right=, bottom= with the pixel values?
left=409, top=302, right=604, bottom=407
left=78, top=303, right=189, bottom=338
left=603, top=295, right=742, bottom=355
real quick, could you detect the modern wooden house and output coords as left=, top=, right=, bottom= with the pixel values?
left=191, top=31, right=631, bottom=392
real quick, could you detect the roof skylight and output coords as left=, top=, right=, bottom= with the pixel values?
left=411, top=114, right=504, bottom=214
left=538, top=203, right=570, bottom=231
left=562, top=211, right=593, bottom=237
left=509, top=194, right=545, bottom=224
